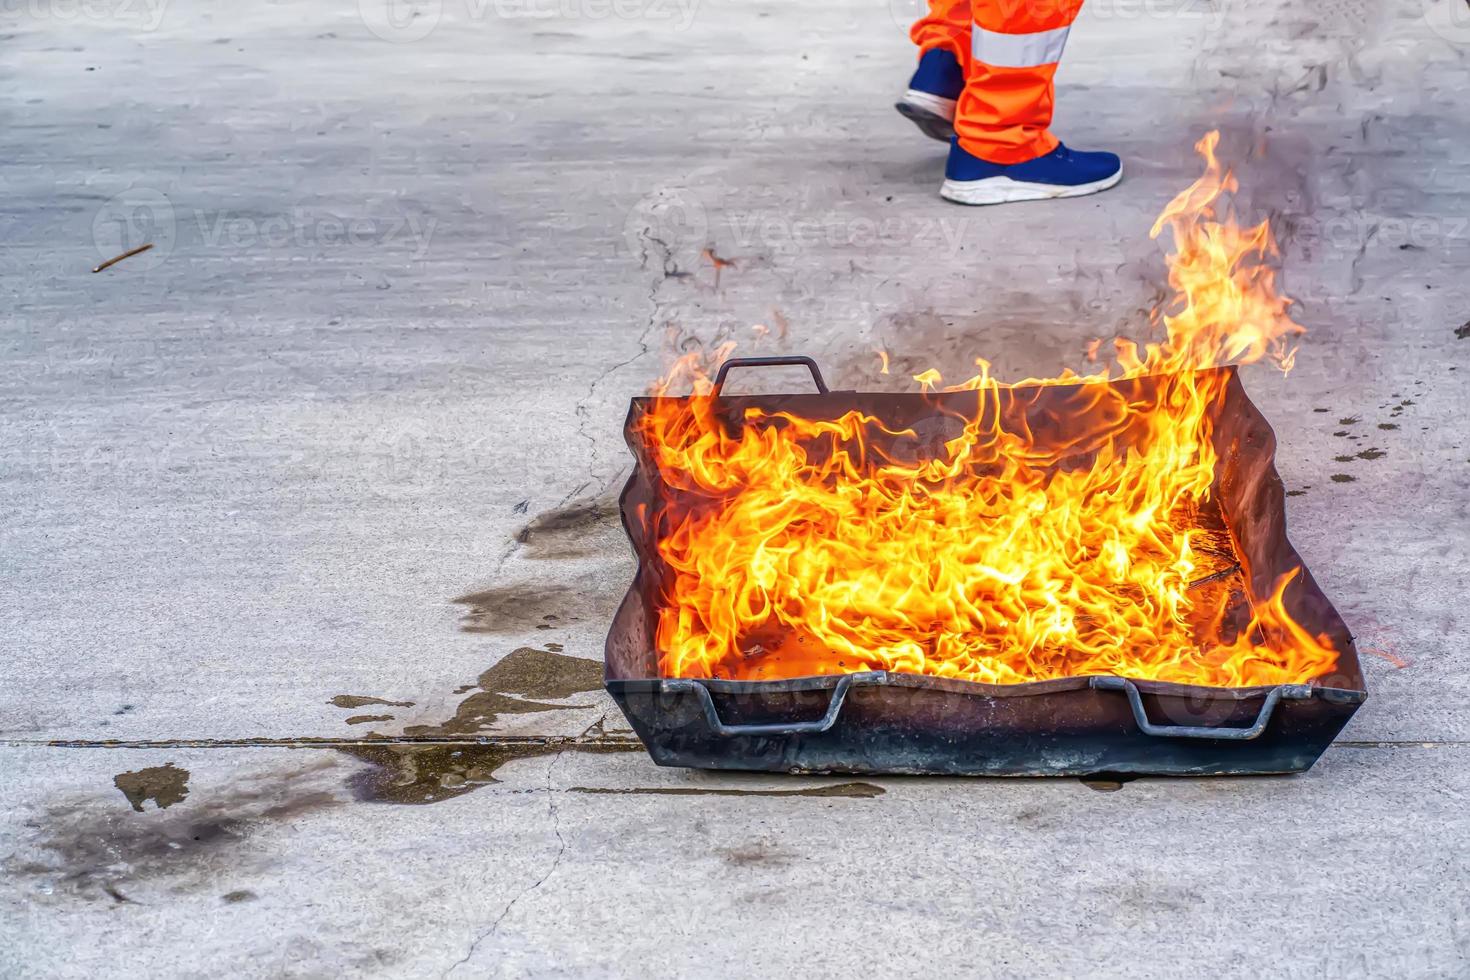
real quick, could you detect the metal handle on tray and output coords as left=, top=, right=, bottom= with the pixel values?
left=711, top=356, right=829, bottom=396
left=663, top=672, right=882, bottom=737
left=1091, top=676, right=1313, bottom=740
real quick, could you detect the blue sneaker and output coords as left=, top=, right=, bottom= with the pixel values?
left=895, top=49, right=964, bottom=143
left=940, top=139, right=1123, bottom=206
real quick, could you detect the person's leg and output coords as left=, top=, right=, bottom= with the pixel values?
left=910, top=0, right=972, bottom=70
left=940, top=0, right=1121, bottom=205
left=895, top=0, right=972, bottom=142
left=956, top=0, right=1083, bottom=163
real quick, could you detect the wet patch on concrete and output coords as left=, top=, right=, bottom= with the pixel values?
left=329, top=695, right=414, bottom=709
left=454, top=584, right=574, bottom=634
left=477, top=645, right=603, bottom=701
left=515, top=498, right=621, bottom=560
left=567, top=781, right=885, bottom=799
left=9, top=763, right=342, bottom=903
left=400, top=646, right=603, bottom=737
left=330, top=646, right=613, bottom=803
left=113, top=762, right=190, bottom=812
left=342, top=741, right=640, bottom=805
left=402, top=689, right=574, bottom=737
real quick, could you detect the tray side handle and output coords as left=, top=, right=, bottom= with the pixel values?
left=712, top=356, right=829, bottom=396
left=662, top=672, right=883, bottom=737
left=1091, top=676, right=1313, bottom=740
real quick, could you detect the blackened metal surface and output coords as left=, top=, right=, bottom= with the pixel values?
left=606, top=674, right=1363, bottom=776
left=605, top=358, right=1367, bottom=776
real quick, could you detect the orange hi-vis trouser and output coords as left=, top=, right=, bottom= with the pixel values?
left=910, top=0, right=1086, bottom=165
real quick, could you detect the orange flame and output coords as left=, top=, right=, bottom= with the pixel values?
left=636, top=132, right=1337, bottom=687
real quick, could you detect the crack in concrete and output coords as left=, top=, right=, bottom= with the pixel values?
left=442, top=751, right=568, bottom=977
left=1347, top=223, right=1377, bottom=296
left=573, top=230, right=676, bottom=493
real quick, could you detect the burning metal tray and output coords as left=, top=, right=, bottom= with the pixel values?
left=605, top=356, right=1366, bottom=776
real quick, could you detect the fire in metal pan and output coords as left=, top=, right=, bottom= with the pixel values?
left=604, top=358, right=1365, bottom=777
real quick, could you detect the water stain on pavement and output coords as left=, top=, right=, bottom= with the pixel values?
left=518, top=498, right=619, bottom=540
left=342, top=742, right=640, bottom=805
left=477, top=644, right=603, bottom=700
left=329, top=695, right=414, bottom=709
left=454, top=583, right=574, bottom=634
left=11, top=763, right=342, bottom=903
left=515, top=498, right=621, bottom=560
left=113, top=762, right=190, bottom=812
left=400, top=646, right=603, bottom=737
left=337, top=645, right=614, bottom=803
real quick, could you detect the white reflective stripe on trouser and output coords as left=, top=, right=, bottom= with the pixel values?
left=971, top=24, right=1072, bottom=69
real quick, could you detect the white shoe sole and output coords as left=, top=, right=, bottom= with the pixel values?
left=899, top=89, right=956, bottom=120
left=940, top=166, right=1123, bottom=206
left=895, top=89, right=957, bottom=142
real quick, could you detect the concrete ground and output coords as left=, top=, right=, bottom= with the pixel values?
left=2, top=0, right=1468, bottom=976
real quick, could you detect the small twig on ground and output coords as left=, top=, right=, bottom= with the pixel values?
left=91, top=242, right=153, bottom=273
